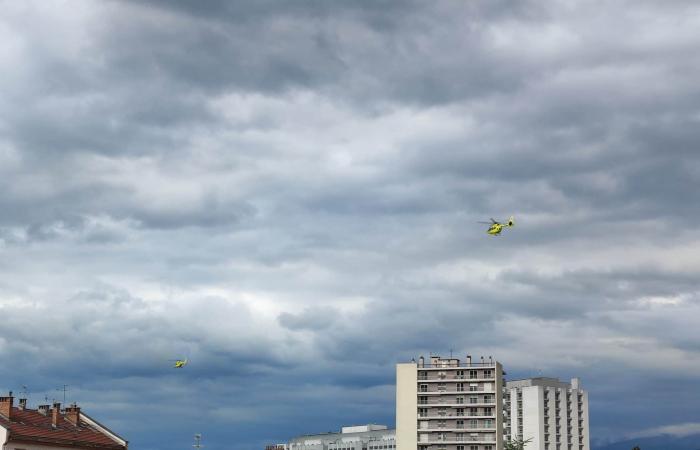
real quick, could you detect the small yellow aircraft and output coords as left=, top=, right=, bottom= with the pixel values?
left=478, top=216, right=514, bottom=236
left=170, top=358, right=188, bottom=368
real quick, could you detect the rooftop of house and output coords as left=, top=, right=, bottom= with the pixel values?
left=0, top=396, right=126, bottom=449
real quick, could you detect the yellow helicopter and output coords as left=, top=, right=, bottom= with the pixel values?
left=169, top=358, right=188, bottom=368
left=478, top=216, right=514, bottom=236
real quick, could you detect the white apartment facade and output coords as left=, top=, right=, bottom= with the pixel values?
left=397, top=355, right=504, bottom=450
left=504, top=378, right=590, bottom=450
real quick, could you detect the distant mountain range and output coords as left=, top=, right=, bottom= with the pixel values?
left=594, top=433, right=700, bottom=450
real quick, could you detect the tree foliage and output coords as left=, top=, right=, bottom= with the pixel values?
left=504, top=437, right=533, bottom=450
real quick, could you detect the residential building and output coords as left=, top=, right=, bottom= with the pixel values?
left=396, top=355, right=505, bottom=450
left=504, top=378, right=590, bottom=450
left=283, top=424, right=395, bottom=450
left=0, top=393, right=128, bottom=450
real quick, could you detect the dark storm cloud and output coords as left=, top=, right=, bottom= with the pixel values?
left=2, top=1, right=700, bottom=449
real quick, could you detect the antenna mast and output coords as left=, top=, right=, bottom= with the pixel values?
left=193, top=434, right=203, bottom=450
left=56, top=385, right=69, bottom=404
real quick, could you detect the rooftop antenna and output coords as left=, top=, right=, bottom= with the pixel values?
left=56, top=385, right=69, bottom=404
left=193, top=434, right=203, bottom=450
left=449, top=348, right=453, bottom=358
left=20, top=385, right=28, bottom=399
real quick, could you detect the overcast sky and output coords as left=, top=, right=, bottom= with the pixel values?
left=1, top=1, right=700, bottom=449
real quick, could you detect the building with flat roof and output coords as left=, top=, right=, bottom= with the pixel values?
left=397, top=355, right=505, bottom=450
left=504, top=378, right=590, bottom=450
left=283, top=424, right=395, bottom=450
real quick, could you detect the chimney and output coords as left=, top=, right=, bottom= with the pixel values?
left=466, top=355, right=471, bottom=365
left=38, top=404, right=50, bottom=415
left=18, top=398, right=27, bottom=410
left=51, top=402, right=61, bottom=427
left=0, top=393, right=13, bottom=419
left=418, top=356, right=424, bottom=367
left=65, top=404, right=81, bottom=426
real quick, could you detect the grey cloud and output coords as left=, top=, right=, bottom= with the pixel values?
left=278, top=306, right=338, bottom=331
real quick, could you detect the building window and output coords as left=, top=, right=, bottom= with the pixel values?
left=457, top=408, right=465, bottom=416
left=438, top=383, right=447, bottom=391
left=457, top=446, right=464, bottom=450
left=484, top=370, right=492, bottom=378
left=469, top=396, right=478, bottom=404
left=457, top=383, right=465, bottom=392
left=485, top=446, right=493, bottom=450
left=419, top=396, right=428, bottom=404
left=457, top=397, right=464, bottom=404
left=484, top=419, right=493, bottom=428
left=456, top=370, right=465, bottom=379
left=420, top=384, right=428, bottom=392
left=469, top=370, right=477, bottom=379
left=419, top=408, right=428, bottom=417
left=470, top=419, right=478, bottom=428
left=457, top=420, right=464, bottom=429
left=469, top=407, right=477, bottom=415
left=484, top=407, right=492, bottom=416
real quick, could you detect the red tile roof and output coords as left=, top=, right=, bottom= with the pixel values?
left=0, top=407, right=126, bottom=449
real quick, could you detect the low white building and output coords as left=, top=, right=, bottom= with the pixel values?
left=504, top=378, right=590, bottom=450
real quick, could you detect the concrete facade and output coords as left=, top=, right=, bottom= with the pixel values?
left=396, top=355, right=504, bottom=450
left=504, top=378, right=590, bottom=450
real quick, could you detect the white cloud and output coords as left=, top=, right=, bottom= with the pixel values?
left=630, top=422, right=700, bottom=438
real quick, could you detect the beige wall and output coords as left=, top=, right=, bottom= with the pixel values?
left=396, top=363, right=417, bottom=450
left=5, top=442, right=86, bottom=450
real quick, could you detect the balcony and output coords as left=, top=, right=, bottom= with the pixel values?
left=418, top=402, right=495, bottom=409
left=418, top=413, right=496, bottom=419
left=418, top=389, right=495, bottom=396
left=419, top=435, right=497, bottom=444
left=417, top=378, right=496, bottom=384
left=419, top=426, right=496, bottom=432
left=417, top=362, right=497, bottom=368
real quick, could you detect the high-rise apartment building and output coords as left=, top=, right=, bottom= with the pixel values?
left=504, top=378, right=590, bottom=450
left=396, top=355, right=504, bottom=450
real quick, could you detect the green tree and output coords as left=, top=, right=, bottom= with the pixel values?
left=504, top=437, right=533, bottom=450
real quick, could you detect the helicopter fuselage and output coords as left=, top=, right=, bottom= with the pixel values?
left=487, top=223, right=504, bottom=235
